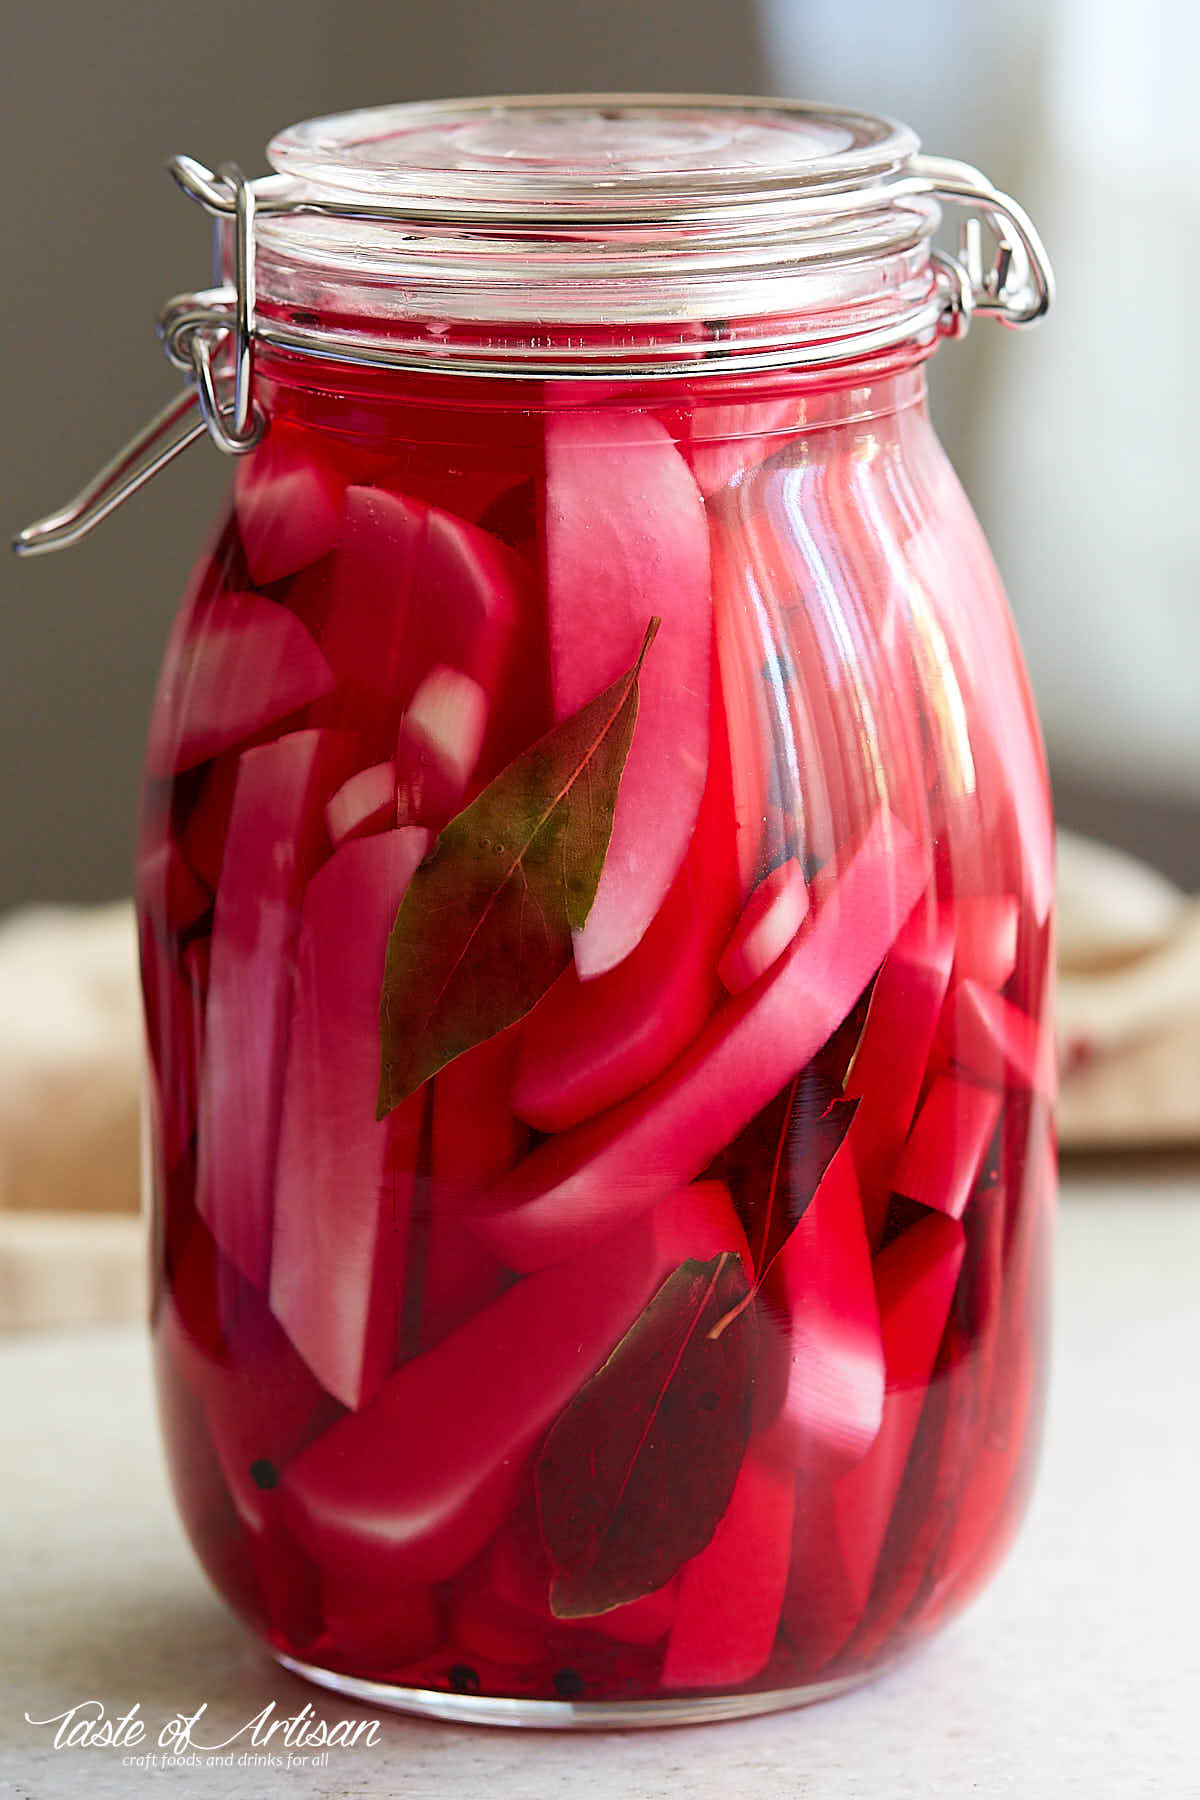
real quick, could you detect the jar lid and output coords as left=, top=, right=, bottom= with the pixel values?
left=264, top=94, right=918, bottom=221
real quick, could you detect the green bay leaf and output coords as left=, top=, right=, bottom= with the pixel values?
left=378, top=617, right=659, bottom=1115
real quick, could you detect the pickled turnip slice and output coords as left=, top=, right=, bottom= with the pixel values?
left=953, top=894, right=1020, bottom=991
left=758, top=1140, right=884, bottom=1473
left=510, top=673, right=740, bottom=1132
left=322, top=486, right=521, bottom=714
left=394, top=666, right=489, bottom=826
left=196, top=728, right=358, bottom=1290
left=893, top=1074, right=1002, bottom=1220
left=478, top=807, right=929, bottom=1272
left=145, top=591, right=337, bottom=778
left=660, top=1452, right=795, bottom=1689
left=418, top=1032, right=524, bottom=1349
left=136, top=834, right=211, bottom=937
left=949, top=980, right=1056, bottom=1098
left=718, top=858, right=810, bottom=995
left=234, top=424, right=345, bottom=586
left=324, top=760, right=397, bottom=848
left=784, top=1210, right=965, bottom=1670
left=278, top=1207, right=665, bottom=1590
left=543, top=409, right=712, bottom=975
left=844, top=899, right=955, bottom=1244
left=270, top=828, right=431, bottom=1409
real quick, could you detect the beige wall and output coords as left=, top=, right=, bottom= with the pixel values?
left=2, top=1, right=766, bottom=907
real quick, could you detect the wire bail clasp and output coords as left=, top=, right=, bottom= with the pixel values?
left=162, top=157, right=265, bottom=454
left=914, top=154, right=1054, bottom=341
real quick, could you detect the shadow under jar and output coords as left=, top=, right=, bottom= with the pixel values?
left=130, top=96, right=1057, bottom=1725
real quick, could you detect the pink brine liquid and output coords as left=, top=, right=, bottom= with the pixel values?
left=137, top=350, right=1054, bottom=1713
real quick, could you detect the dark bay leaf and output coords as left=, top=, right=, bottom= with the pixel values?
left=378, top=619, right=659, bottom=1114
left=536, top=1252, right=754, bottom=1619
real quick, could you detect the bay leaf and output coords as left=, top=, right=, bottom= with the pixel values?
left=536, top=1252, right=755, bottom=1619
left=378, top=619, right=659, bottom=1115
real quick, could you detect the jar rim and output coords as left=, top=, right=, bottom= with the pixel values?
left=265, top=93, right=921, bottom=223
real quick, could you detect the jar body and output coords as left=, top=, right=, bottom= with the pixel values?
left=138, top=350, right=1055, bottom=1721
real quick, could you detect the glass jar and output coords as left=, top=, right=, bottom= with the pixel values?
left=21, top=95, right=1056, bottom=1726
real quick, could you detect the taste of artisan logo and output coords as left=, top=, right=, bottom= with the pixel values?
left=24, top=1698, right=382, bottom=1767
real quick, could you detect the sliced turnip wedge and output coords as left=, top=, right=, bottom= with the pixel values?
left=784, top=1210, right=965, bottom=1673
left=416, top=1031, right=525, bottom=1350
left=278, top=1189, right=708, bottom=1591
left=196, top=728, right=358, bottom=1290
left=394, top=666, right=489, bottom=825
left=718, top=857, right=810, bottom=995
left=322, top=486, right=522, bottom=714
left=953, top=893, right=1020, bottom=991
left=893, top=1073, right=1002, bottom=1220
left=843, top=898, right=955, bottom=1245
left=136, top=834, right=211, bottom=938
left=324, top=760, right=397, bottom=848
left=682, top=396, right=805, bottom=497
left=270, top=827, right=431, bottom=1409
left=145, top=590, right=336, bottom=778
left=660, top=1451, right=795, bottom=1689
left=510, top=671, right=740, bottom=1132
left=948, top=979, right=1056, bottom=1098
left=234, top=424, right=345, bottom=586
left=477, top=807, right=929, bottom=1272
left=543, top=409, right=712, bottom=975
left=757, top=1140, right=883, bottom=1473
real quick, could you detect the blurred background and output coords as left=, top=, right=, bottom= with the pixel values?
left=4, top=0, right=1197, bottom=908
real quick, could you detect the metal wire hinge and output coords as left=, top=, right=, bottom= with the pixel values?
left=14, top=151, right=1053, bottom=557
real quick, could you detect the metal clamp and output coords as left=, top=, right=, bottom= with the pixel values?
left=14, top=151, right=1053, bottom=557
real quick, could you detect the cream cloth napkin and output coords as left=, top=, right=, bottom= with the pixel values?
left=0, top=834, right=1196, bottom=1326
left=1056, top=831, right=1200, bottom=1147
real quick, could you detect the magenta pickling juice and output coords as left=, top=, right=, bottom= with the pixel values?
left=28, top=97, right=1057, bottom=1723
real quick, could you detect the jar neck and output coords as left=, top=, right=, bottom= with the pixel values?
left=246, top=234, right=944, bottom=384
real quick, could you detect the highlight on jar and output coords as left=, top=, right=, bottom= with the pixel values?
left=16, top=95, right=1057, bottom=1726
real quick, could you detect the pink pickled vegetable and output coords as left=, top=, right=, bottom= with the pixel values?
left=949, top=980, right=1056, bottom=1098
left=711, top=515, right=776, bottom=893
left=511, top=674, right=740, bottom=1132
left=661, top=1452, right=795, bottom=1689
left=324, top=759, right=397, bottom=848
left=718, top=857, right=810, bottom=994
left=270, top=828, right=430, bottom=1407
left=137, top=834, right=211, bottom=937
left=758, top=1141, right=884, bottom=1472
left=543, top=409, right=712, bottom=975
left=196, top=729, right=357, bottom=1290
left=953, top=894, right=1019, bottom=991
left=683, top=397, right=804, bottom=496
left=893, top=1074, right=1002, bottom=1220
left=785, top=1211, right=965, bottom=1671
left=447, top=1586, right=547, bottom=1669
left=477, top=807, right=929, bottom=1272
left=142, top=946, right=204, bottom=1172
left=278, top=1211, right=661, bottom=1589
left=278, top=1182, right=744, bottom=1593
left=146, top=591, right=336, bottom=777
left=395, top=665, right=489, bottom=825
left=179, top=752, right=239, bottom=890
left=234, top=424, right=344, bottom=585
left=323, top=486, right=521, bottom=712
left=322, top=1568, right=440, bottom=1665
left=844, top=899, right=955, bottom=1244
left=417, top=1032, right=525, bottom=1349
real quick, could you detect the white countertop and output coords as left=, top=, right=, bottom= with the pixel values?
left=3, top=1162, right=1199, bottom=1799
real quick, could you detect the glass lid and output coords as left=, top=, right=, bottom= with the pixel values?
left=266, top=94, right=919, bottom=221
